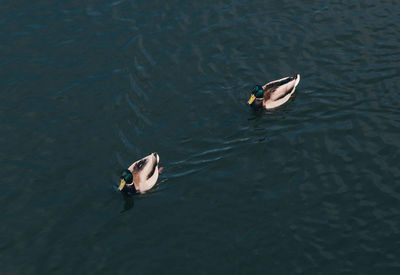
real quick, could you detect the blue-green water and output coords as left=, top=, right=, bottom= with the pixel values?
left=1, top=0, right=399, bottom=273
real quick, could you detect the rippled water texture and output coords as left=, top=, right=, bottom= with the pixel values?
left=1, top=0, right=399, bottom=273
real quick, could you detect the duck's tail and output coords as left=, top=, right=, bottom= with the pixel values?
left=293, top=74, right=300, bottom=87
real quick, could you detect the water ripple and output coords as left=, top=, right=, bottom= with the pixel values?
left=1, top=0, right=400, bottom=273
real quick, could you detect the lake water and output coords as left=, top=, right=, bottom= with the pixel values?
left=1, top=0, right=399, bottom=273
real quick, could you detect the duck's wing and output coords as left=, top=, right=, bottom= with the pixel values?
left=128, top=153, right=160, bottom=193
left=128, top=156, right=148, bottom=191
left=263, top=74, right=300, bottom=101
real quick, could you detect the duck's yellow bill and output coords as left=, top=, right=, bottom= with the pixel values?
left=248, top=94, right=256, bottom=104
left=118, top=179, right=126, bottom=191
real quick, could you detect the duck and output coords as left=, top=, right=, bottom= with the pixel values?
left=119, top=152, right=163, bottom=195
left=247, top=74, right=300, bottom=109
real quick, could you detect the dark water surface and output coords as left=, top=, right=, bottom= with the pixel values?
left=1, top=0, right=400, bottom=273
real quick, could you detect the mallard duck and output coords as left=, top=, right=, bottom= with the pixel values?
left=119, top=152, right=163, bottom=195
left=247, top=74, right=300, bottom=109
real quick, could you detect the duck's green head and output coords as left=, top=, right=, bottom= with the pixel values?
left=248, top=85, right=264, bottom=104
left=118, top=169, right=133, bottom=191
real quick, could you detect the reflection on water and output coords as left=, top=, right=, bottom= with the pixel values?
left=121, top=194, right=135, bottom=213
